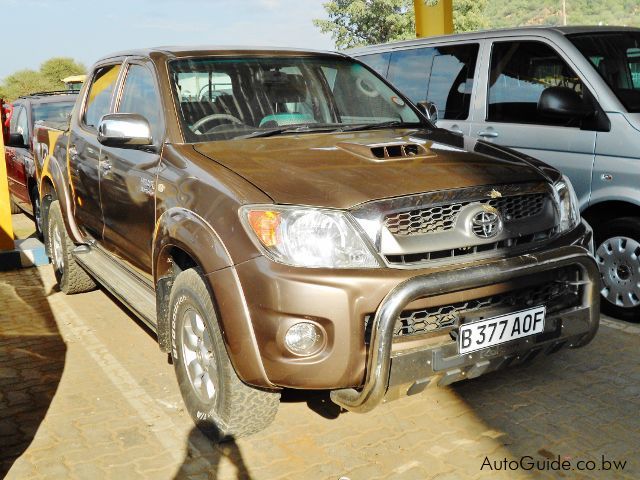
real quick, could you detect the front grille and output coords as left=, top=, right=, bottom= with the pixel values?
left=393, top=271, right=580, bottom=337
left=385, top=193, right=546, bottom=236
left=385, top=227, right=558, bottom=266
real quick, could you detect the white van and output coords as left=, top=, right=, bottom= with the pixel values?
left=351, top=26, right=640, bottom=321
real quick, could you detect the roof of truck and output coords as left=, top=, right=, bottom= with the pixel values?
left=96, top=46, right=345, bottom=63
left=348, top=25, right=640, bottom=54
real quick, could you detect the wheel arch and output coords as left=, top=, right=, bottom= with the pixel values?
left=583, top=200, right=640, bottom=229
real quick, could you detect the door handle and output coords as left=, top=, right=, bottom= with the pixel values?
left=450, top=124, right=464, bottom=135
left=100, top=158, right=112, bottom=176
left=69, top=145, right=79, bottom=161
left=477, top=130, right=499, bottom=138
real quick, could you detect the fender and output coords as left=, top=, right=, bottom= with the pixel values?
left=152, top=207, right=272, bottom=387
left=38, top=140, right=84, bottom=244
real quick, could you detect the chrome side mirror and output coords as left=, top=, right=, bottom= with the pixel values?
left=97, top=113, right=153, bottom=149
left=417, top=101, right=439, bottom=124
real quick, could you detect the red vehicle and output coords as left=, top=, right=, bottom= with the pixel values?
left=5, top=91, right=76, bottom=234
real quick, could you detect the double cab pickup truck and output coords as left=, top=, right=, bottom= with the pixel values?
left=34, top=46, right=599, bottom=440
left=5, top=91, right=77, bottom=235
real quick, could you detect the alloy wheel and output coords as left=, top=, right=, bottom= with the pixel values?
left=181, top=308, right=218, bottom=403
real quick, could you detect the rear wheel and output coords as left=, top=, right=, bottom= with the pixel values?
left=31, top=186, right=43, bottom=239
left=170, top=268, right=280, bottom=441
left=594, top=217, right=640, bottom=322
left=45, top=200, right=96, bottom=294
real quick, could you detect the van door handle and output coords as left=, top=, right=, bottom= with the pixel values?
left=450, top=124, right=463, bottom=135
left=477, top=130, right=499, bottom=138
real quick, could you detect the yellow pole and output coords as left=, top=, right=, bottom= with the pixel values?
left=414, top=0, right=454, bottom=38
left=0, top=124, right=15, bottom=251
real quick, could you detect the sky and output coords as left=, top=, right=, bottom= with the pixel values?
left=0, top=0, right=335, bottom=80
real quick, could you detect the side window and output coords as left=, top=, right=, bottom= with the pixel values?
left=358, top=53, right=391, bottom=77
left=488, top=41, right=584, bottom=126
left=83, top=64, right=121, bottom=129
left=118, top=64, right=163, bottom=141
left=387, top=44, right=479, bottom=120
left=10, top=105, right=28, bottom=144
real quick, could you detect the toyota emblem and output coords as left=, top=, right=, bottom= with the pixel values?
left=471, top=207, right=503, bottom=239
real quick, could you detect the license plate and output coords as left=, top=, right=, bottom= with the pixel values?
left=459, top=305, right=546, bottom=355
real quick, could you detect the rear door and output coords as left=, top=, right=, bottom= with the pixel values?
left=471, top=38, right=598, bottom=208
left=99, top=60, right=163, bottom=272
left=69, top=63, right=122, bottom=240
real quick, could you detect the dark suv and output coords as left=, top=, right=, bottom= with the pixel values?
left=5, top=91, right=76, bottom=234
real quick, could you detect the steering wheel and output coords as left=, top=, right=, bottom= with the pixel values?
left=191, top=113, right=243, bottom=133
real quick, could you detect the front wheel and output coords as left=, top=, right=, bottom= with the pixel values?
left=170, top=268, right=280, bottom=441
left=594, top=217, right=640, bottom=322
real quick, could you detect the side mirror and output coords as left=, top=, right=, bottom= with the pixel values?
left=417, top=101, right=439, bottom=123
left=7, top=132, right=26, bottom=148
left=97, top=113, right=153, bottom=149
left=538, top=87, right=594, bottom=119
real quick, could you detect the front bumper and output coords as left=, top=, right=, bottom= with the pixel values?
left=329, top=244, right=599, bottom=412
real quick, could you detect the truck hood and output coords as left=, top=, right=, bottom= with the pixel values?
left=193, top=128, right=555, bottom=209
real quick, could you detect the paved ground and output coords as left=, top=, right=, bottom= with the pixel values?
left=1, top=216, right=639, bottom=479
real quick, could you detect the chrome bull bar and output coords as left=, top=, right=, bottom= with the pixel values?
left=330, top=245, right=600, bottom=413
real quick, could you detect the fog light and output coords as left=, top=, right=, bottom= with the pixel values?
left=284, top=322, right=322, bottom=355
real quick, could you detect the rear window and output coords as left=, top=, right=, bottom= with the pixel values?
left=32, top=101, right=75, bottom=124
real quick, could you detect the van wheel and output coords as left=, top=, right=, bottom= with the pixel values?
left=170, top=268, right=280, bottom=441
left=46, top=200, right=96, bottom=294
left=594, top=217, right=640, bottom=322
left=10, top=199, right=20, bottom=214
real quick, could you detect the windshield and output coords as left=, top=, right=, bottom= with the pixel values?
left=32, top=101, right=75, bottom=124
left=169, top=55, right=423, bottom=142
left=569, top=32, right=640, bottom=113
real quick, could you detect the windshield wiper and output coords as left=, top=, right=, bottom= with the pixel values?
left=338, top=120, right=423, bottom=132
left=238, top=124, right=342, bottom=139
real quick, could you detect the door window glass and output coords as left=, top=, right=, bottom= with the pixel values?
left=488, top=41, right=584, bottom=125
left=118, top=64, right=163, bottom=140
left=10, top=105, right=28, bottom=144
left=387, top=44, right=479, bottom=120
left=83, top=64, right=120, bottom=129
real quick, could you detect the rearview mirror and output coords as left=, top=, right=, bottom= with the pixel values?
left=98, top=113, right=153, bottom=149
left=538, top=87, right=594, bottom=119
left=7, top=132, right=26, bottom=148
left=417, top=101, right=439, bottom=123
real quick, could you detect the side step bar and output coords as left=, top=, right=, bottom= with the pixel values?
left=73, top=245, right=157, bottom=330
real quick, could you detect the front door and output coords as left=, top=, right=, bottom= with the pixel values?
left=69, top=63, right=122, bottom=240
left=471, top=39, right=598, bottom=209
left=99, top=61, right=163, bottom=272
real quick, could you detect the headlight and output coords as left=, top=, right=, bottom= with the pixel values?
left=240, top=205, right=380, bottom=268
left=553, top=175, right=580, bottom=233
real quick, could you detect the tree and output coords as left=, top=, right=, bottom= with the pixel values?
left=314, top=0, right=489, bottom=49
left=40, top=57, right=86, bottom=91
left=0, top=57, right=86, bottom=101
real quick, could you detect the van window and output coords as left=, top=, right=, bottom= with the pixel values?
left=358, top=52, right=391, bottom=77
left=386, top=44, right=478, bottom=120
left=569, top=32, right=640, bottom=113
left=488, top=41, right=584, bottom=125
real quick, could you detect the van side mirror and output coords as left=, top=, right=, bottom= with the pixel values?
left=538, top=87, right=594, bottom=119
left=97, top=113, right=153, bottom=149
left=417, top=101, right=439, bottom=123
left=7, top=132, right=26, bottom=148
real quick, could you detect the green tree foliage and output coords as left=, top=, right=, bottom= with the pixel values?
left=0, top=57, right=86, bottom=101
left=315, top=0, right=640, bottom=50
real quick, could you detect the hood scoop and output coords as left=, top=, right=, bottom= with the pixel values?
left=337, top=141, right=434, bottom=161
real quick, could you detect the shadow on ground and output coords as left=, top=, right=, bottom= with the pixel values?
left=174, top=428, right=251, bottom=480
left=0, top=268, right=65, bottom=477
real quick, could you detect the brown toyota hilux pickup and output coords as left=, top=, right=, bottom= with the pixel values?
left=34, top=46, right=599, bottom=441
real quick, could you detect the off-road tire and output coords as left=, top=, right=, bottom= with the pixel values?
left=170, top=268, right=280, bottom=441
left=31, top=186, right=43, bottom=239
left=594, top=216, right=640, bottom=322
left=46, top=200, right=96, bottom=294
